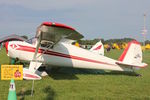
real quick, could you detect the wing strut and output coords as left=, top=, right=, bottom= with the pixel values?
left=23, top=32, right=42, bottom=80
left=33, top=32, right=42, bottom=60
left=29, top=31, right=42, bottom=73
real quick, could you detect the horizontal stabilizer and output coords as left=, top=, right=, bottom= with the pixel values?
left=116, top=61, right=148, bottom=68
left=23, top=68, right=41, bottom=80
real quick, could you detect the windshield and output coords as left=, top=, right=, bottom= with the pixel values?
left=26, top=37, right=53, bottom=48
left=26, top=37, right=37, bottom=45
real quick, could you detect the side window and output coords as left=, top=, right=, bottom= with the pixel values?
left=26, top=38, right=32, bottom=44
left=26, top=38, right=37, bottom=45
left=40, top=41, right=54, bottom=48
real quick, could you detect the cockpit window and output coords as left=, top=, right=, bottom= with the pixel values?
left=40, top=40, right=54, bottom=48
left=26, top=37, right=37, bottom=45
left=26, top=37, right=54, bottom=48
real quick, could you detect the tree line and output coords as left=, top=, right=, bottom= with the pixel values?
left=78, top=38, right=150, bottom=45
left=21, top=35, right=150, bottom=45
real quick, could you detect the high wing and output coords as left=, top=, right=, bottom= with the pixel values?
left=36, top=22, right=84, bottom=44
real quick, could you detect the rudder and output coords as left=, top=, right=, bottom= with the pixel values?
left=119, top=40, right=142, bottom=64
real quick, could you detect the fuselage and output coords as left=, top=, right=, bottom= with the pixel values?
left=5, top=40, right=132, bottom=72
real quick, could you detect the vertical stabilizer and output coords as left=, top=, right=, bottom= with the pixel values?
left=119, top=40, right=142, bottom=64
left=90, top=40, right=104, bottom=55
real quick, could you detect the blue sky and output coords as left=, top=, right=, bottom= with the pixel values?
left=0, top=0, right=150, bottom=41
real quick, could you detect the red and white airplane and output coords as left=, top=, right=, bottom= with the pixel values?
left=90, top=40, right=104, bottom=56
left=4, top=22, right=148, bottom=80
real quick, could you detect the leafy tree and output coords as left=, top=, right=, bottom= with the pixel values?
left=145, top=40, right=150, bottom=44
left=78, top=38, right=135, bottom=45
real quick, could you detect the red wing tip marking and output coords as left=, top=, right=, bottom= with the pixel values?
left=42, top=22, right=75, bottom=30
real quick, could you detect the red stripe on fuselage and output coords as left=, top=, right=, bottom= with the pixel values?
left=17, top=45, right=43, bottom=53
left=16, top=45, right=116, bottom=66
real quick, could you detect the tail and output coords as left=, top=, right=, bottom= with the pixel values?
left=90, top=40, right=104, bottom=55
left=117, top=40, right=147, bottom=68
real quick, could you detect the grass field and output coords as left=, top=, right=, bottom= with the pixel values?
left=0, top=48, right=150, bottom=100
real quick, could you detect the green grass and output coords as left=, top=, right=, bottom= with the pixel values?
left=0, top=48, right=150, bottom=100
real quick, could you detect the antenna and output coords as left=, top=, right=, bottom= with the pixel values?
left=142, top=13, right=147, bottom=51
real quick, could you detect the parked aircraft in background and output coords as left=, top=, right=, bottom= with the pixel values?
left=90, top=40, right=104, bottom=55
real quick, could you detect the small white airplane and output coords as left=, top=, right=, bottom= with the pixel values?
left=4, top=22, right=148, bottom=80
left=90, top=40, right=104, bottom=56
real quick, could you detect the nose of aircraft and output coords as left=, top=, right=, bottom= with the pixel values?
left=5, top=42, right=9, bottom=54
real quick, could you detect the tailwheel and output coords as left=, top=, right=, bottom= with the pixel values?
left=135, top=73, right=142, bottom=77
left=131, top=68, right=142, bottom=77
